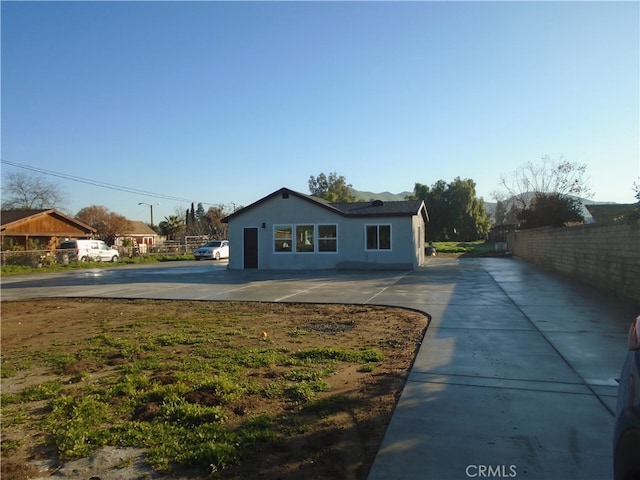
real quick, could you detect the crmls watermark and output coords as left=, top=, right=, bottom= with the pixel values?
left=465, top=464, right=517, bottom=478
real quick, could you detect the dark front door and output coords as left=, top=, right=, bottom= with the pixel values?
left=243, top=228, right=258, bottom=269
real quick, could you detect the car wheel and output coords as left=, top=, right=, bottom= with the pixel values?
left=215, top=252, right=220, bottom=260
left=80, top=256, right=88, bottom=262
left=195, top=257, right=201, bottom=261
left=111, top=256, right=119, bottom=262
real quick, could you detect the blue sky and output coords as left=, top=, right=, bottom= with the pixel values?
left=2, top=1, right=638, bottom=223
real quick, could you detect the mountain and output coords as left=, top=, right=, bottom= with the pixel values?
left=350, top=189, right=413, bottom=202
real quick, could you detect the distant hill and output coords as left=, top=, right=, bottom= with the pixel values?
left=350, top=189, right=413, bottom=202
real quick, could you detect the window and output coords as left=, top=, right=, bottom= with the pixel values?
left=366, top=224, right=391, bottom=250
left=274, top=225, right=292, bottom=252
left=274, top=224, right=338, bottom=254
left=296, top=225, right=314, bottom=253
left=318, top=224, right=337, bottom=252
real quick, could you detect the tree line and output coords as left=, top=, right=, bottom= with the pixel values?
left=309, top=172, right=492, bottom=241
left=3, top=157, right=638, bottom=247
left=307, top=157, right=639, bottom=241
left=73, top=202, right=233, bottom=245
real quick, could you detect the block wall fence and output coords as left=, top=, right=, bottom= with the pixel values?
left=506, top=222, right=640, bottom=304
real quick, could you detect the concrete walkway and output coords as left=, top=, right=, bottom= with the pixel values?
left=368, top=257, right=637, bottom=480
left=1, top=257, right=637, bottom=479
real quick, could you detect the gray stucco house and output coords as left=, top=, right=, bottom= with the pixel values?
left=222, top=187, right=429, bottom=270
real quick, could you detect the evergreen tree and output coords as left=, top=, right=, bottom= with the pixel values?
left=308, top=172, right=356, bottom=202
left=408, top=178, right=491, bottom=241
left=517, top=193, right=584, bottom=228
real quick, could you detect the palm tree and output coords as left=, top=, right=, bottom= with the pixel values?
left=158, top=215, right=185, bottom=240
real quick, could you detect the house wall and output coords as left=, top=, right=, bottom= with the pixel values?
left=227, top=194, right=423, bottom=270
left=506, top=222, right=640, bottom=303
left=414, top=214, right=426, bottom=266
left=1, top=214, right=94, bottom=249
left=3, top=216, right=91, bottom=237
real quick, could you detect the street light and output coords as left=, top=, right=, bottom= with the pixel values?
left=138, top=202, right=159, bottom=228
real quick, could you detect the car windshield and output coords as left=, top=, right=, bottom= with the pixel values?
left=203, top=241, right=221, bottom=248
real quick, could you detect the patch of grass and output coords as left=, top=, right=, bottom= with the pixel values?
left=0, top=324, right=329, bottom=472
left=359, top=362, right=377, bottom=373
left=37, top=352, right=78, bottom=374
left=304, top=394, right=354, bottom=417
left=1, top=364, right=16, bottom=378
left=46, top=394, right=110, bottom=459
left=284, top=369, right=324, bottom=382
left=0, top=255, right=195, bottom=276
left=159, top=399, right=226, bottom=426
left=431, top=241, right=498, bottom=256
left=293, top=347, right=384, bottom=363
left=0, top=404, right=29, bottom=426
left=21, top=380, right=63, bottom=401
left=234, top=347, right=290, bottom=368
left=285, top=380, right=329, bottom=403
left=1, top=299, right=423, bottom=478
left=287, top=327, right=308, bottom=337
left=241, top=414, right=277, bottom=439
left=0, top=439, right=22, bottom=453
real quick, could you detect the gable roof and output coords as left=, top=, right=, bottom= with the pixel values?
left=1, top=209, right=97, bottom=234
left=585, top=203, right=638, bottom=224
left=331, top=200, right=428, bottom=218
left=223, top=187, right=429, bottom=223
left=119, top=220, right=157, bottom=236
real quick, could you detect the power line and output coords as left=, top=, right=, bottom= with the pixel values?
left=1, top=159, right=214, bottom=205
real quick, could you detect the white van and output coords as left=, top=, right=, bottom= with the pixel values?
left=58, top=239, right=120, bottom=262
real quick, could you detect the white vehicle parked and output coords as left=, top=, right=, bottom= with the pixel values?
left=194, top=240, right=229, bottom=261
left=58, top=239, right=120, bottom=262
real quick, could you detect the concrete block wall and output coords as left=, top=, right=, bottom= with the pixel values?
left=506, top=223, right=640, bottom=304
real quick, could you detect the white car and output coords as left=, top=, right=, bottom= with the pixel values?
left=58, top=239, right=119, bottom=262
left=194, top=240, right=229, bottom=261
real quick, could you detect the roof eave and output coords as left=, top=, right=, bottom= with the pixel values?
left=0, top=209, right=97, bottom=234
left=222, top=187, right=345, bottom=223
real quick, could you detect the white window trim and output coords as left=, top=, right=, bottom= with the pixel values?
left=317, top=223, right=338, bottom=254
left=273, top=223, right=339, bottom=254
left=295, top=224, right=315, bottom=254
left=273, top=224, right=293, bottom=253
left=364, top=224, right=392, bottom=251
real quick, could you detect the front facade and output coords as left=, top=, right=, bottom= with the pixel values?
left=223, top=188, right=428, bottom=270
left=1, top=209, right=97, bottom=249
left=114, top=221, right=159, bottom=253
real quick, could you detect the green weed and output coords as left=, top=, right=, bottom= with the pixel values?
left=1, top=299, right=412, bottom=477
left=0, top=439, right=22, bottom=452
left=432, top=241, right=496, bottom=256
left=304, top=394, right=354, bottom=417
left=21, top=380, right=62, bottom=401
left=359, top=363, right=377, bottom=372
left=47, top=394, right=110, bottom=459
left=293, top=347, right=383, bottom=363
left=285, top=380, right=329, bottom=403
left=287, top=328, right=308, bottom=337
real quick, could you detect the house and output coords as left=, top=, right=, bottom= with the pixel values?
left=114, top=220, right=159, bottom=253
left=222, top=187, right=429, bottom=270
left=585, top=204, right=638, bottom=224
left=1, top=209, right=96, bottom=249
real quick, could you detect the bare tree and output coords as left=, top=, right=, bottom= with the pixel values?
left=623, top=178, right=640, bottom=224
left=1, top=171, right=67, bottom=210
left=499, top=155, right=593, bottom=208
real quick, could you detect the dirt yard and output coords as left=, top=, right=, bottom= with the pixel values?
left=1, top=298, right=428, bottom=480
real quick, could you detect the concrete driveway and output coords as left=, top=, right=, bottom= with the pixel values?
left=1, top=257, right=637, bottom=479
